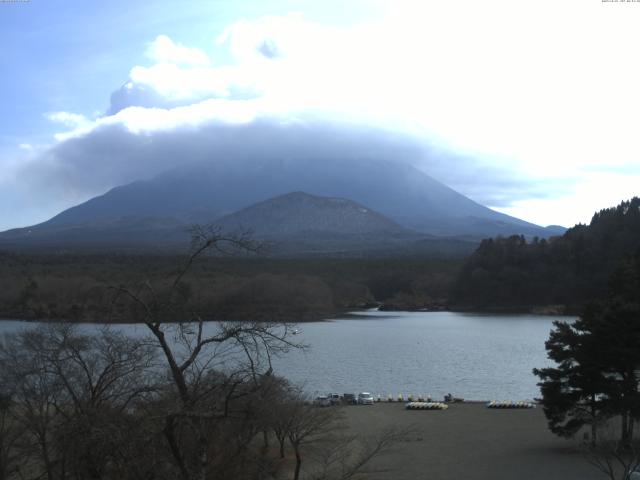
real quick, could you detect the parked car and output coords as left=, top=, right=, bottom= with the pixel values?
left=358, top=392, right=374, bottom=405
left=313, top=395, right=331, bottom=407
left=329, top=393, right=341, bottom=406
left=343, top=393, right=357, bottom=405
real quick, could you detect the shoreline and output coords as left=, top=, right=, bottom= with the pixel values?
left=0, top=303, right=579, bottom=324
left=0, top=308, right=578, bottom=324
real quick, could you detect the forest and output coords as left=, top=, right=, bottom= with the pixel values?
left=452, top=197, right=640, bottom=313
left=0, top=250, right=460, bottom=323
left=2, top=198, right=640, bottom=322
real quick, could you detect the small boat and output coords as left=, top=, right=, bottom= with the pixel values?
left=291, top=329, right=300, bottom=335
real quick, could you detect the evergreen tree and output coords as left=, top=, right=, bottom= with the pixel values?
left=454, top=197, right=640, bottom=310
left=533, top=317, right=609, bottom=445
left=534, top=250, right=640, bottom=445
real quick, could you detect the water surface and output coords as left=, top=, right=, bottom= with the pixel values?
left=0, top=310, right=569, bottom=401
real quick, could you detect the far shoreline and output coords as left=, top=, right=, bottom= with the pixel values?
left=0, top=305, right=578, bottom=325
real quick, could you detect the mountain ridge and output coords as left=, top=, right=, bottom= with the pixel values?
left=0, top=157, right=565, bottom=254
left=35, top=157, right=553, bottom=233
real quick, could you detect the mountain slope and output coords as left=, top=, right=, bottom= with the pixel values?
left=0, top=216, right=187, bottom=251
left=216, top=191, right=407, bottom=236
left=33, top=156, right=552, bottom=238
left=0, top=189, right=480, bottom=256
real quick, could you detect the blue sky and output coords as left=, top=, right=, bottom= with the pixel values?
left=1, top=0, right=350, bottom=146
left=1, top=0, right=640, bottom=230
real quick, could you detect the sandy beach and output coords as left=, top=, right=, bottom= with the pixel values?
left=341, top=402, right=603, bottom=480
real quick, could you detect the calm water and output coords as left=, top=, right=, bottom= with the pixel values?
left=0, top=310, right=569, bottom=401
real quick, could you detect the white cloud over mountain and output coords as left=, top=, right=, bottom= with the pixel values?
left=4, top=2, right=640, bottom=230
left=36, top=14, right=523, bottom=197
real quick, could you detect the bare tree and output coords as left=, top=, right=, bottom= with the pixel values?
left=0, top=328, right=65, bottom=480
left=260, top=378, right=304, bottom=460
left=277, top=397, right=410, bottom=480
left=584, top=421, right=640, bottom=480
left=111, top=226, right=301, bottom=480
left=0, top=393, right=21, bottom=480
left=309, top=426, right=409, bottom=480
left=0, top=325, right=157, bottom=480
left=286, top=400, right=341, bottom=480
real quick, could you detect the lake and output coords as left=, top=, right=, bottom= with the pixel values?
left=0, top=310, right=569, bottom=401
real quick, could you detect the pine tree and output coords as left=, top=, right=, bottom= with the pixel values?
left=533, top=317, right=608, bottom=445
left=534, top=251, right=640, bottom=445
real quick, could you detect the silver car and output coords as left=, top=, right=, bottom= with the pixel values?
left=358, top=392, right=374, bottom=405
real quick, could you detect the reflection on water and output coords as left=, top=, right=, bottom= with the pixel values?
left=0, top=310, right=571, bottom=401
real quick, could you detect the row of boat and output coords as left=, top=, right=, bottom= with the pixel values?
left=486, top=401, right=536, bottom=409
left=378, top=394, right=434, bottom=402
left=406, top=402, right=449, bottom=410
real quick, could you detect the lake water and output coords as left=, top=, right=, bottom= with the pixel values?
left=0, top=310, right=570, bottom=401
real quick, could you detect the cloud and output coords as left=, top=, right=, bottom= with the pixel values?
left=18, top=7, right=559, bottom=227
left=12, top=6, right=640, bottom=229
left=583, top=164, right=640, bottom=175
left=26, top=116, right=422, bottom=198
left=256, top=38, right=280, bottom=59
left=45, top=112, right=93, bottom=141
left=106, top=14, right=351, bottom=115
left=22, top=106, right=551, bottom=222
left=146, top=34, right=211, bottom=67
left=46, top=111, right=91, bottom=129
left=105, top=16, right=311, bottom=115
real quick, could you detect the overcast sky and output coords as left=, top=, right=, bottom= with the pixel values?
left=1, top=0, right=639, bottom=231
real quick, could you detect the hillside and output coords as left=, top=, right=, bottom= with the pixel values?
left=0, top=156, right=561, bottom=254
left=452, top=197, right=640, bottom=312
left=216, top=191, right=406, bottom=236
left=0, top=189, right=479, bottom=256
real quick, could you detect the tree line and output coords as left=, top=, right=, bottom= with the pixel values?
left=0, top=250, right=460, bottom=323
left=453, top=197, right=640, bottom=312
